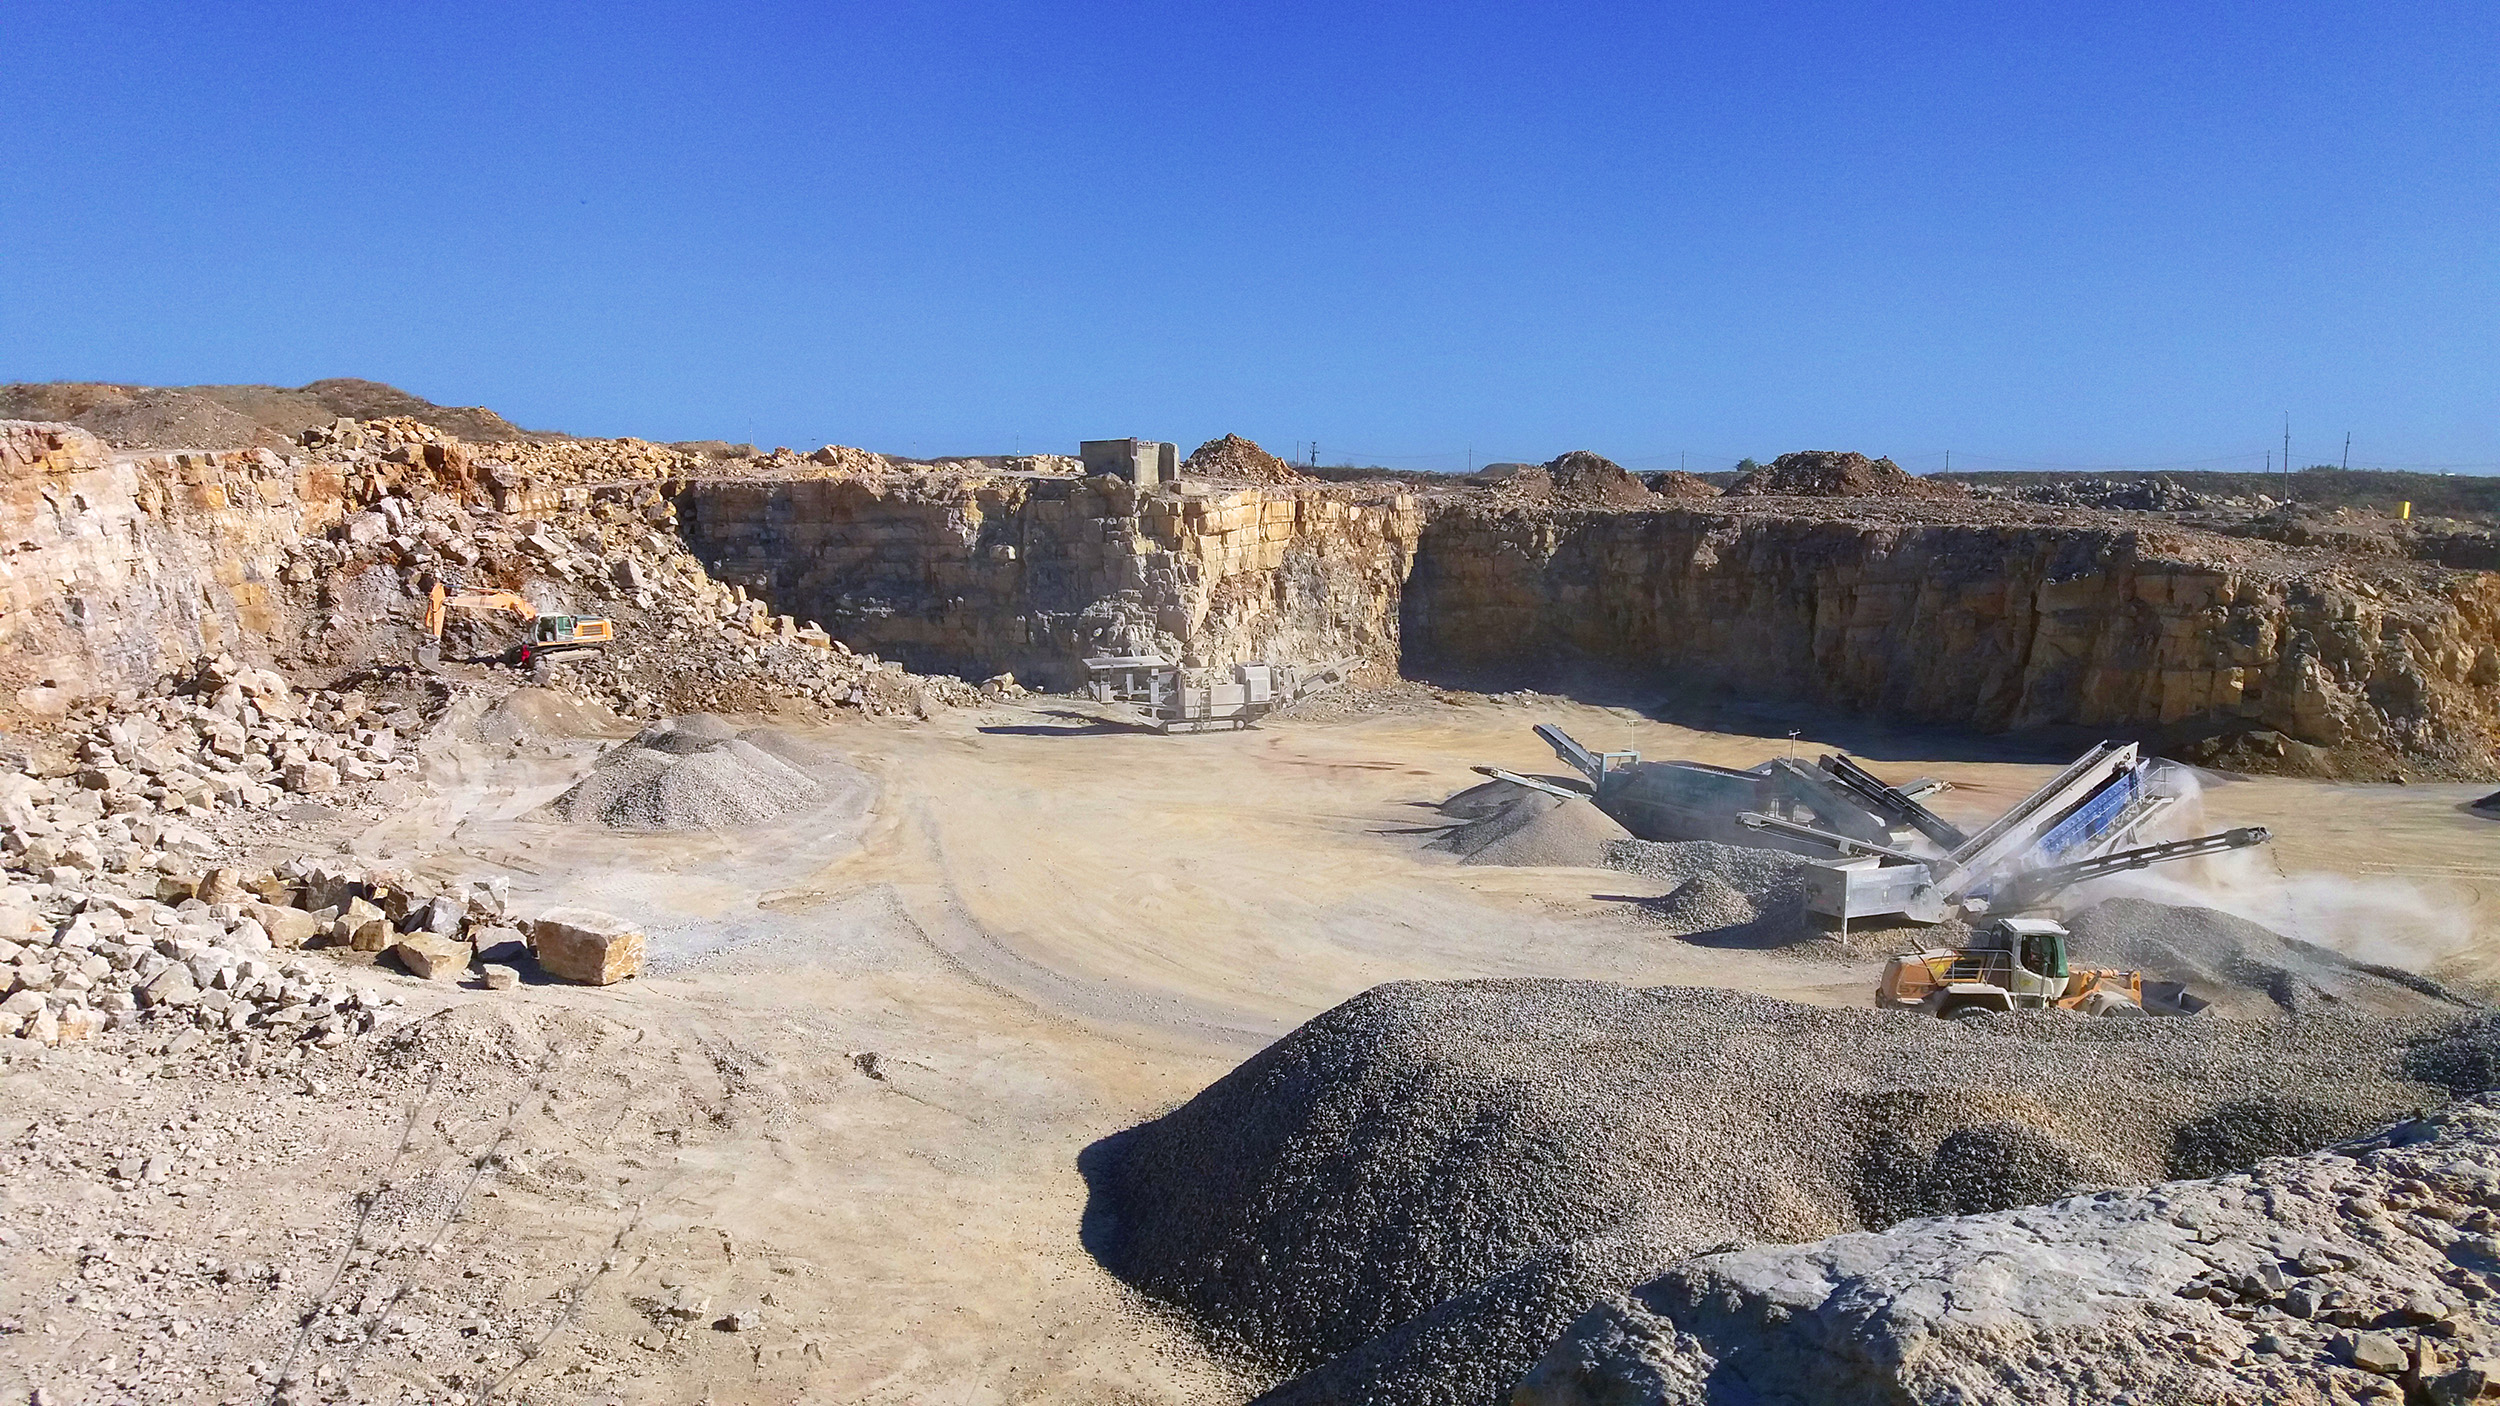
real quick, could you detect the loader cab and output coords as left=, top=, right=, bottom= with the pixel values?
left=1984, top=917, right=2069, bottom=1004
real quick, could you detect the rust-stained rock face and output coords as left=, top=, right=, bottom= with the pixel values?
left=1402, top=502, right=2500, bottom=776
left=0, top=422, right=349, bottom=709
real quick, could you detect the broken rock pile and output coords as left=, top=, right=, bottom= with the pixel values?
left=0, top=872, right=402, bottom=1052
left=1183, top=434, right=1304, bottom=486
left=2, top=656, right=422, bottom=886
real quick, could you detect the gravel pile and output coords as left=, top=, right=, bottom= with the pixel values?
left=1087, top=978, right=2463, bottom=1406
left=552, top=717, right=830, bottom=830
left=1640, top=469, right=1722, bottom=500
left=1604, top=838, right=1815, bottom=940
left=1541, top=451, right=1654, bottom=507
left=2063, top=895, right=2471, bottom=1019
left=1430, top=782, right=1629, bottom=867
left=1644, top=872, right=1759, bottom=934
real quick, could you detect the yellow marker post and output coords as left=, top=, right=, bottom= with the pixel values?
left=2402, top=501, right=2413, bottom=520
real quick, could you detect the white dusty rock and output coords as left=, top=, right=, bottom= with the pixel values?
left=1515, top=1095, right=2500, bottom=1406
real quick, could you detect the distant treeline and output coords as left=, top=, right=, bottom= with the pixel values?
left=1936, top=466, right=2500, bottom=516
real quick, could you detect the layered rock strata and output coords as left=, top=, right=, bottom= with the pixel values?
left=1405, top=503, right=2500, bottom=775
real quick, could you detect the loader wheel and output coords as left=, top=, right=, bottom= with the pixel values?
left=1939, top=1001, right=1996, bottom=1021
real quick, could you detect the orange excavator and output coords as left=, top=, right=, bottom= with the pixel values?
left=421, top=582, right=615, bottom=667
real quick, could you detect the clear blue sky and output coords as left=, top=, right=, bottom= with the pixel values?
left=5, top=2, right=2495, bottom=472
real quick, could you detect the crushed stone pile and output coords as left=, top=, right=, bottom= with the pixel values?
left=2064, top=895, right=2471, bottom=1019
left=1429, top=781, right=1629, bottom=867
left=1089, top=978, right=2460, bottom=1406
left=1519, top=1094, right=2500, bottom=1406
left=1603, top=838, right=1814, bottom=941
left=1183, top=433, right=1303, bottom=485
left=551, top=716, right=843, bottom=830
left=1645, top=872, right=1758, bottom=932
left=1725, top=450, right=1965, bottom=499
left=1640, top=469, right=1723, bottom=500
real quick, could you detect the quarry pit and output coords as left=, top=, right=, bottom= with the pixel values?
left=4, top=396, right=2500, bottom=1405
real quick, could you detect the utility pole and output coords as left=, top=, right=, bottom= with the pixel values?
left=1946, top=449, right=1951, bottom=473
left=1312, top=442, right=1319, bottom=469
left=2283, top=414, right=2291, bottom=480
left=2344, top=433, right=2351, bottom=471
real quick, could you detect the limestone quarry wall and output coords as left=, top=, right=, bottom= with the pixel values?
left=1403, top=504, right=2500, bottom=774
left=0, top=423, right=349, bottom=711
left=675, top=475, right=1423, bottom=688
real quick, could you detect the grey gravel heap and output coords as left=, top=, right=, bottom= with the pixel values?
left=1088, top=978, right=2467, bottom=1406
left=1517, top=1094, right=2500, bottom=1406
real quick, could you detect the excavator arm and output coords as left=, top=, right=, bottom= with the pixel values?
left=423, top=583, right=539, bottom=639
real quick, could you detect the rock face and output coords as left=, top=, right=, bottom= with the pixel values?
left=1403, top=504, right=2500, bottom=777
left=529, top=908, right=645, bottom=985
left=1515, top=1094, right=2500, bottom=1406
left=675, top=475, right=1422, bottom=689
left=0, top=423, right=350, bottom=707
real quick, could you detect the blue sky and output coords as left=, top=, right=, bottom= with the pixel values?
left=4, top=2, right=2495, bottom=472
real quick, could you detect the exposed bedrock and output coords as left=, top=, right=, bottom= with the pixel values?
left=0, top=422, right=349, bottom=707
left=1404, top=503, right=2500, bottom=776
left=675, top=475, right=1422, bottom=688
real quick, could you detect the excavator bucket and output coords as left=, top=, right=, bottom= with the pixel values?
left=2141, top=981, right=2210, bottom=1017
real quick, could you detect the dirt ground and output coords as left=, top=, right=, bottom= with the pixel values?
left=4, top=689, right=2495, bottom=1405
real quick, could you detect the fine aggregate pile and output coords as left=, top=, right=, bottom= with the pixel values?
left=1645, top=872, right=1758, bottom=932
left=2063, top=895, right=2472, bottom=1018
left=1430, top=780, right=1631, bottom=868
left=1088, top=978, right=2466, bottom=1406
left=1725, top=449, right=1964, bottom=499
left=551, top=714, right=840, bottom=829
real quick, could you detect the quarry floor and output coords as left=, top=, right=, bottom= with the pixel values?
left=8, top=689, right=2499, bottom=1405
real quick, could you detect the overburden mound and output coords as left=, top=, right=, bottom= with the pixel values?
left=1085, top=978, right=2461, bottom=1406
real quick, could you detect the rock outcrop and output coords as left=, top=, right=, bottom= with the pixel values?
left=675, top=474, right=1422, bottom=688
left=1403, top=503, right=2500, bottom=777
left=1516, top=1094, right=2500, bottom=1406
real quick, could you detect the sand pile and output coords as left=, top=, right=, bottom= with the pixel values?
left=1087, top=978, right=2465, bottom=1406
left=1725, top=450, right=1964, bottom=499
left=1429, top=781, right=1630, bottom=867
left=1183, top=433, right=1303, bottom=485
left=2063, top=895, right=2471, bottom=1018
left=552, top=715, right=836, bottom=829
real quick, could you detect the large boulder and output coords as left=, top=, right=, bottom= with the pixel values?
left=529, top=908, right=645, bottom=985
left=390, top=933, right=470, bottom=983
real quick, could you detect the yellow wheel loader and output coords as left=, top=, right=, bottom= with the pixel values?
left=1878, top=917, right=2208, bottom=1020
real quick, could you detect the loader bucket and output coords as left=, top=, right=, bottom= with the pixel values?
left=2142, top=981, right=2209, bottom=1017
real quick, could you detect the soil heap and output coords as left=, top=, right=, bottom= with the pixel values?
left=1725, top=450, right=1964, bottom=499
left=1543, top=451, right=1654, bottom=506
left=1641, top=470, right=1723, bottom=500
left=1184, top=434, right=1304, bottom=485
left=1088, top=978, right=2459, bottom=1406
